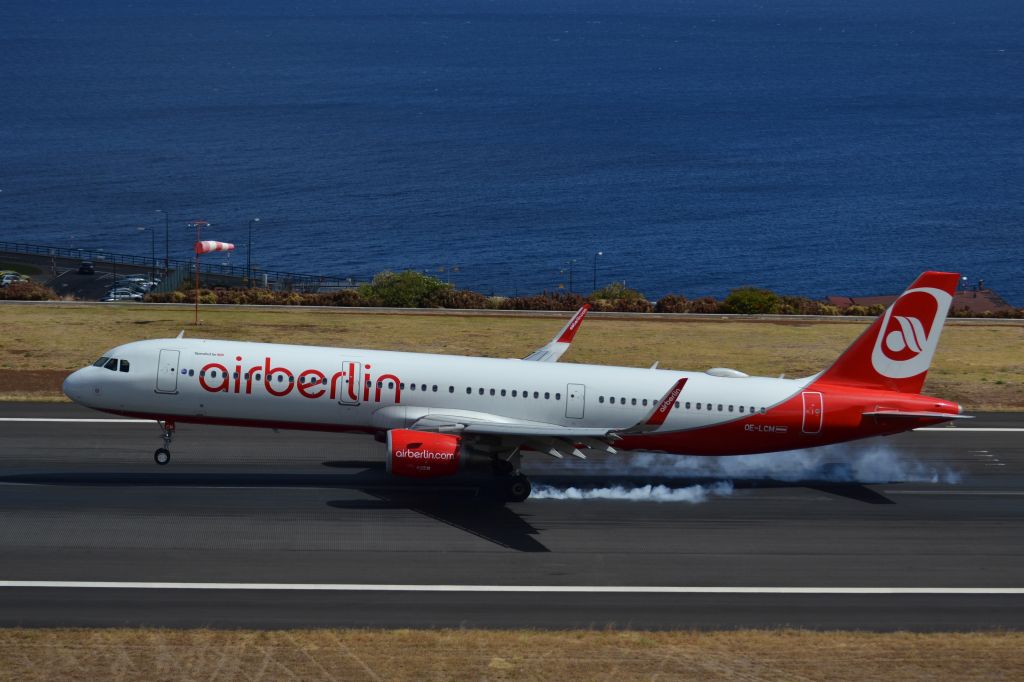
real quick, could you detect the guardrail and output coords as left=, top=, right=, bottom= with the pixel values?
left=0, top=240, right=359, bottom=292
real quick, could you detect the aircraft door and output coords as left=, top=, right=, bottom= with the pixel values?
left=155, top=349, right=180, bottom=394
left=566, top=383, right=585, bottom=419
left=802, top=391, right=823, bottom=434
left=338, top=361, right=362, bottom=405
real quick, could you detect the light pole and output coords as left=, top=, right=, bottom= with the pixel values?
left=137, top=227, right=155, bottom=281
left=592, top=251, right=603, bottom=292
left=156, top=209, right=169, bottom=274
left=247, top=217, right=260, bottom=288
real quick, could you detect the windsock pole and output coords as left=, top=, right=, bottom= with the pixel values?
left=194, top=221, right=201, bottom=325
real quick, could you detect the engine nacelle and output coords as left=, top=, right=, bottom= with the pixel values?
left=386, top=429, right=463, bottom=479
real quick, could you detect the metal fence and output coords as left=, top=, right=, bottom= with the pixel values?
left=0, top=240, right=358, bottom=292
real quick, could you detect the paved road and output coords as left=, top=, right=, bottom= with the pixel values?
left=0, top=403, right=1021, bottom=630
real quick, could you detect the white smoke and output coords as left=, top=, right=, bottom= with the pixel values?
left=528, top=442, right=960, bottom=502
left=530, top=481, right=734, bottom=503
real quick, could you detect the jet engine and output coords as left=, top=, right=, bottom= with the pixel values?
left=386, top=429, right=463, bottom=478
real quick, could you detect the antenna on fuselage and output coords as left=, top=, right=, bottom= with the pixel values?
left=176, top=330, right=185, bottom=339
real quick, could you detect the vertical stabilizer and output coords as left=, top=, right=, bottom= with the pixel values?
left=814, top=271, right=960, bottom=393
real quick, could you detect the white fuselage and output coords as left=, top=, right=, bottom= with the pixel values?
left=65, top=338, right=807, bottom=439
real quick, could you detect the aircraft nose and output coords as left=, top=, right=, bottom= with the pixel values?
left=62, top=368, right=89, bottom=403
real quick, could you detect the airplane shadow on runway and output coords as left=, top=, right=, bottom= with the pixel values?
left=0, top=463, right=894, bottom=554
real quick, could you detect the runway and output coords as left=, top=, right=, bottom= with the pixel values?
left=0, top=403, right=1021, bottom=630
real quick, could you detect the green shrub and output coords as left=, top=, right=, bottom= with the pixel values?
left=655, top=294, right=688, bottom=313
left=722, top=287, right=782, bottom=315
left=425, top=288, right=490, bottom=309
left=358, top=270, right=451, bottom=308
left=499, top=292, right=587, bottom=311
left=0, top=281, right=58, bottom=301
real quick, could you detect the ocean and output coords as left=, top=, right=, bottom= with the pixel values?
left=2, top=0, right=1022, bottom=303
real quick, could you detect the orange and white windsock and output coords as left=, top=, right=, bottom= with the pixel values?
left=194, top=240, right=235, bottom=255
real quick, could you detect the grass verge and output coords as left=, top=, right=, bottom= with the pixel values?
left=0, top=303, right=1021, bottom=409
left=0, top=628, right=1021, bottom=681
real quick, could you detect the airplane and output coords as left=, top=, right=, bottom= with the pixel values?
left=62, top=271, right=967, bottom=502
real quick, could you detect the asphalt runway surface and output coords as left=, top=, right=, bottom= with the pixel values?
left=0, top=403, right=1021, bottom=630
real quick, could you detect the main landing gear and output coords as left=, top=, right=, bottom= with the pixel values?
left=492, top=454, right=532, bottom=503
left=154, top=420, right=175, bottom=466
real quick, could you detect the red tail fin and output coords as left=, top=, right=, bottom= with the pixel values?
left=814, top=271, right=959, bottom=393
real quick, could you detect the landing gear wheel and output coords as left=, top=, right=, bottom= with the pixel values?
left=154, top=448, right=171, bottom=466
left=505, top=475, right=531, bottom=503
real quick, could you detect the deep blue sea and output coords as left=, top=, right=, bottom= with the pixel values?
left=2, top=0, right=1022, bottom=302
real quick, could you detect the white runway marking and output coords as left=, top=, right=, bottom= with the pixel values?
left=0, top=418, right=153, bottom=423
left=0, top=581, right=1020, bottom=594
left=885, top=490, right=1024, bottom=496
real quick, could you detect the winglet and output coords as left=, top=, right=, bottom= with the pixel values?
left=618, top=377, right=687, bottom=434
left=523, top=305, right=590, bottom=362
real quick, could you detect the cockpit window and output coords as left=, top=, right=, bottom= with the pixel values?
left=93, top=356, right=110, bottom=367
left=119, top=359, right=130, bottom=373
left=103, top=358, right=119, bottom=371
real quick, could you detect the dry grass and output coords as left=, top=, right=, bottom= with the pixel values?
left=0, top=628, right=1021, bottom=681
left=0, top=304, right=1021, bottom=409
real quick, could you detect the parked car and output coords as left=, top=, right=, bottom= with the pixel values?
left=78, top=261, right=95, bottom=274
left=0, top=273, right=28, bottom=287
left=101, top=291, right=143, bottom=302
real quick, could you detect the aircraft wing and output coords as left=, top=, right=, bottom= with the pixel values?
left=408, top=377, right=688, bottom=460
left=522, top=305, right=590, bottom=362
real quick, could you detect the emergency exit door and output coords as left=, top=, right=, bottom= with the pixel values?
left=566, top=383, right=586, bottom=419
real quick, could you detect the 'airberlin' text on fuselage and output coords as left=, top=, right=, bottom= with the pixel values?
left=197, top=357, right=402, bottom=403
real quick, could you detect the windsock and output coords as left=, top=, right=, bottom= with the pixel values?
left=194, top=240, right=235, bottom=255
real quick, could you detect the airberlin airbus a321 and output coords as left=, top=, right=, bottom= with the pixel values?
left=63, top=271, right=967, bottom=501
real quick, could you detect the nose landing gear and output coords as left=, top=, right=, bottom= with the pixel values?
left=154, top=420, right=175, bottom=465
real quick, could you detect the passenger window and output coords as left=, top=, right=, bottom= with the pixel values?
left=642, top=399, right=648, bottom=406
left=233, top=372, right=238, bottom=379
left=696, top=402, right=701, bottom=409
left=104, top=358, right=119, bottom=371
left=490, top=388, right=495, bottom=396
left=189, top=370, right=195, bottom=377
left=707, top=404, right=712, bottom=411
left=93, top=357, right=110, bottom=367
left=685, top=402, right=691, bottom=409
left=739, top=406, right=745, bottom=413
left=388, top=381, right=394, bottom=389
left=728, top=405, right=734, bottom=412
left=119, top=360, right=130, bottom=373
left=408, top=383, right=414, bottom=390
left=512, top=390, right=518, bottom=397
left=555, top=393, right=560, bottom=400
left=631, top=398, right=636, bottom=406
left=466, top=387, right=471, bottom=394
left=718, top=404, right=723, bottom=411
left=501, top=389, right=507, bottom=397
left=675, top=401, right=680, bottom=408
left=544, top=392, right=550, bottom=399
left=533, top=391, right=539, bottom=399
left=599, top=396, right=604, bottom=403
left=760, top=407, right=766, bottom=414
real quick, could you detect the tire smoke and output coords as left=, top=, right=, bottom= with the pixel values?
left=528, top=442, right=960, bottom=502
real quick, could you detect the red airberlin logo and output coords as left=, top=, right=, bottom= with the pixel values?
left=196, top=356, right=402, bottom=403
left=879, top=291, right=938, bottom=362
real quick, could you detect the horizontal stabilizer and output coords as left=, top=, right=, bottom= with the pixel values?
left=863, top=411, right=972, bottom=420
